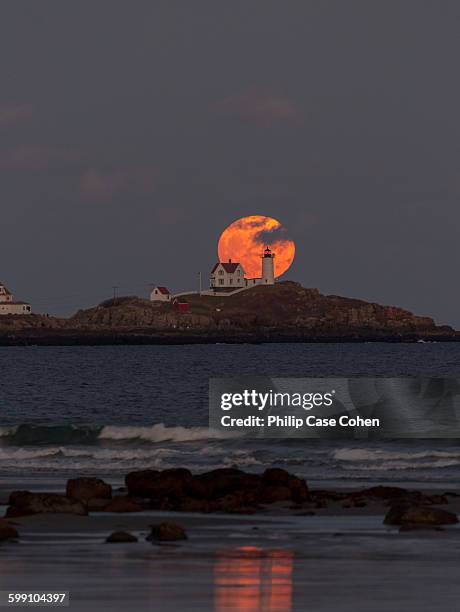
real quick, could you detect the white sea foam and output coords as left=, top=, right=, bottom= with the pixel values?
left=0, top=446, right=201, bottom=462
left=0, top=426, right=18, bottom=438
left=344, top=458, right=460, bottom=471
left=0, top=447, right=62, bottom=460
left=0, top=443, right=262, bottom=474
left=223, top=455, right=263, bottom=467
left=98, top=423, right=237, bottom=443
left=334, top=448, right=460, bottom=462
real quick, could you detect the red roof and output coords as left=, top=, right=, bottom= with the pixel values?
left=211, top=262, right=241, bottom=274
left=156, top=287, right=170, bottom=295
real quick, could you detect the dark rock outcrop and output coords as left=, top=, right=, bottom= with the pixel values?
left=0, top=518, right=18, bottom=541
left=86, top=498, right=111, bottom=512
left=1, top=282, right=455, bottom=344
left=6, top=492, right=87, bottom=517
left=147, top=522, right=187, bottom=542
left=124, top=467, right=308, bottom=513
left=125, top=470, right=160, bottom=497
left=66, top=477, right=112, bottom=502
left=68, top=283, right=447, bottom=337
left=106, top=531, right=138, bottom=543
left=148, top=468, right=193, bottom=503
left=104, top=497, right=143, bottom=513
left=309, top=486, right=449, bottom=510
left=384, top=505, right=458, bottom=526
left=351, top=486, right=449, bottom=506
left=188, top=468, right=254, bottom=500
left=261, top=468, right=309, bottom=503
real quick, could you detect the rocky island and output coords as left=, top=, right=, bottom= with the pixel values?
left=0, top=281, right=456, bottom=346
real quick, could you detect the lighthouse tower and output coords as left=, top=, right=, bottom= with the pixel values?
left=261, top=246, right=275, bottom=285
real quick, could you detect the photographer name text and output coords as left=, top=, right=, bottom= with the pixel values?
left=220, top=414, right=380, bottom=429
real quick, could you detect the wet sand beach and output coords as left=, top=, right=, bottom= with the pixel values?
left=2, top=509, right=460, bottom=612
left=1, top=486, right=460, bottom=612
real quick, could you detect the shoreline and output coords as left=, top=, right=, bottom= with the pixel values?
left=4, top=489, right=460, bottom=519
left=2, top=471, right=459, bottom=612
left=0, top=331, right=458, bottom=347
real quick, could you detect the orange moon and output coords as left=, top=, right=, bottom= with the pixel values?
left=217, top=215, right=295, bottom=278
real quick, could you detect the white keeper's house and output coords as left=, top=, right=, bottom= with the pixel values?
left=210, top=260, right=245, bottom=291
left=150, top=286, right=171, bottom=302
left=0, top=282, right=32, bottom=315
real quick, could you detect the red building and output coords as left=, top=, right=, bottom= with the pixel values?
left=172, top=298, right=189, bottom=313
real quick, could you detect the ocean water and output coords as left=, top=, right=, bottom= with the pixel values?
left=1, top=343, right=460, bottom=487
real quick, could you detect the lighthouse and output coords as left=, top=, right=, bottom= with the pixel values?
left=261, top=246, right=275, bottom=284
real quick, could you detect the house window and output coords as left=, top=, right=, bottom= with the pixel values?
left=237, top=270, right=241, bottom=276
left=219, top=279, right=224, bottom=285
left=229, top=279, right=233, bottom=285
left=218, top=270, right=224, bottom=275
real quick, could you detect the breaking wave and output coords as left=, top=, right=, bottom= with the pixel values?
left=334, top=448, right=460, bottom=462
left=99, top=424, right=235, bottom=443
left=0, top=423, right=236, bottom=446
left=342, top=459, right=460, bottom=471
left=333, top=447, right=460, bottom=473
left=1, top=429, right=460, bottom=482
left=0, top=442, right=260, bottom=474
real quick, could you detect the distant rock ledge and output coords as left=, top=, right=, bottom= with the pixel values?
left=0, top=282, right=456, bottom=346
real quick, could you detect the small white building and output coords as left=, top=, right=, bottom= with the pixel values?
left=150, top=286, right=171, bottom=302
left=0, top=282, right=32, bottom=315
left=210, top=260, right=245, bottom=290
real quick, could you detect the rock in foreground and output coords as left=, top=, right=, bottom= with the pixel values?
left=147, top=522, right=187, bottom=542
left=106, top=531, right=138, bottom=543
left=6, top=492, right=87, bottom=517
left=103, top=496, right=143, bottom=513
left=66, top=477, right=112, bottom=502
left=0, top=518, right=18, bottom=541
left=384, top=505, right=459, bottom=526
left=125, top=467, right=308, bottom=513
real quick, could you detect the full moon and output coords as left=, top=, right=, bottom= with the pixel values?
left=217, top=215, right=295, bottom=278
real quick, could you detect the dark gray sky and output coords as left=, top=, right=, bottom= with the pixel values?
left=1, top=1, right=459, bottom=326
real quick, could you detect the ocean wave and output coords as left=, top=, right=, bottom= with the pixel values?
left=344, top=458, right=460, bottom=471
left=98, top=424, right=235, bottom=443
left=0, top=426, right=18, bottom=437
left=0, top=447, right=63, bottom=460
left=222, top=454, right=263, bottom=467
left=0, top=444, right=262, bottom=474
left=0, top=446, right=171, bottom=462
left=334, top=448, right=460, bottom=463
left=0, top=423, right=237, bottom=445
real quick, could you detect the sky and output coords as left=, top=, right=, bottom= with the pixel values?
left=0, top=1, right=459, bottom=326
